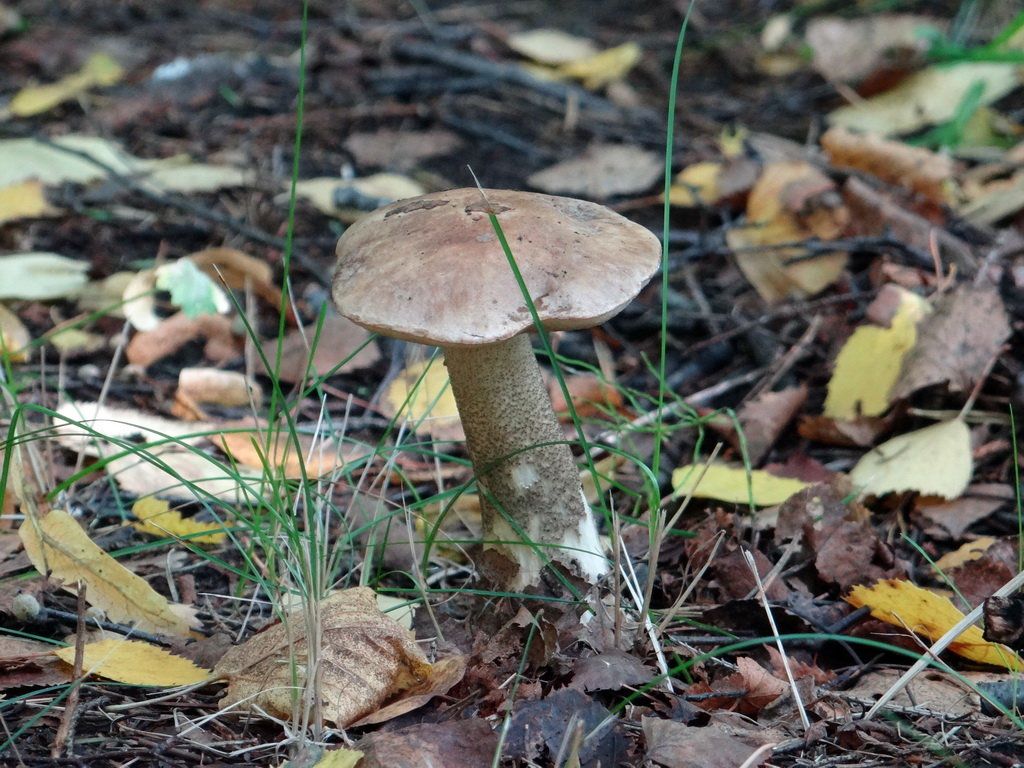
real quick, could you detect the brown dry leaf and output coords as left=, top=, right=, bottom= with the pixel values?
left=841, top=668, right=988, bottom=718
left=892, top=284, right=1011, bottom=400
left=355, top=720, right=497, bottom=768
left=527, top=143, right=662, bottom=198
left=178, top=367, right=262, bottom=408
left=949, top=538, right=1019, bottom=609
left=215, top=587, right=465, bottom=727
left=54, top=638, right=211, bottom=686
left=131, top=496, right=227, bottom=546
left=643, top=715, right=776, bottom=768
left=850, top=419, right=972, bottom=500
left=547, top=373, right=625, bottom=421
left=805, top=15, right=939, bottom=85
left=822, top=126, right=957, bottom=205
left=259, top=312, right=381, bottom=382
left=188, top=247, right=284, bottom=310
left=52, top=400, right=258, bottom=501
left=732, top=385, right=807, bottom=463
left=19, top=510, right=192, bottom=637
left=126, top=311, right=239, bottom=368
left=569, top=649, right=656, bottom=692
left=846, top=579, right=1024, bottom=670
left=727, top=161, right=849, bottom=303
left=727, top=657, right=787, bottom=714
left=0, top=180, right=60, bottom=223
left=215, top=421, right=372, bottom=479
left=915, top=485, right=1010, bottom=538
left=344, top=129, right=463, bottom=171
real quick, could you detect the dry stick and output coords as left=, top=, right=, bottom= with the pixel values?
left=864, top=567, right=1024, bottom=720
left=743, top=550, right=811, bottom=732
left=746, top=314, right=823, bottom=401
left=53, top=583, right=88, bottom=758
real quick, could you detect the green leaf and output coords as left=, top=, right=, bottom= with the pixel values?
left=155, top=258, right=228, bottom=318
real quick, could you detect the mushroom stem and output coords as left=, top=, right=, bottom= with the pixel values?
left=443, top=334, right=608, bottom=588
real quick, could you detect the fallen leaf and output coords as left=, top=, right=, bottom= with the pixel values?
left=914, top=484, right=1012, bottom=538
left=215, top=587, right=465, bottom=727
left=672, top=463, right=810, bottom=506
left=934, top=538, right=998, bottom=572
left=344, top=129, right=463, bottom=171
left=355, top=720, right=496, bottom=768
left=306, top=748, right=364, bottom=768
left=828, top=63, right=1020, bottom=136
left=215, top=421, right=372, bottom=479
left=382, top=357, right=464, bottom=442
left=187, top=247, right=284, bottom=311
left=0, top=180, right=59, bottom=223
left=0, top=253, right=89, bottom=300
left=132, top=496, right=227, bottom=546
left=125, top=312, right=239, bottom=368
left=727, top=161, right=849, bottom=303
left=557, top=42, right=642, bottom=89
left=54, top=638, right=211, bottom=686
left=260, top=312, right=381, bottom=381
left=0, top=135, right=151, bottom=188
left=850, top=419, right=972, bottom=500
left=822, top=126, right=958, bottom=205
left=823, top=285, right=930, bottom=420
left=892, top=284, right=1011, bottom=399
left=570, top=649, right=656, bottom=692
left=19, top=510, right=192, bottom=637
left=294, top=174, right=426, bottom=222
left=644, top=715, right=776, bottom=768
left=730, top=385, right=807, bottom=463
left=805, top=15, right=939, bottom=85
left=178, top=368, right=262, bottom=408
left=846, top=579, right=1024, bottom=670
left=9, top=52, right=124, bottom=117
left=141, top=162, right=253, bottom=194
left=507, top=28, right=599, bottom=64
left=0, top=303, right=30, bottom=362
left=528, top=143, right=662, bottom=198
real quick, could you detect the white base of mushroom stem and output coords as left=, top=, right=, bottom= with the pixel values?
left=444, top=335, right=609, bottom=589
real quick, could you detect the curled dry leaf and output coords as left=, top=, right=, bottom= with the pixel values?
left=19, top=510, right=193, bottom=637
left=822, top=126, right=958, bottom=205
left=727, top=161, right=849, bottom=303
left=178, top=367, right=262, bottom=408
left=187, top=247, right=283, bottom=311
left=126, top=312, right=239, bottom=368
left=214, top=587, right=465, bottom=728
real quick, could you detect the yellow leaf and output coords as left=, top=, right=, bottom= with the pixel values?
left=0, top=180, right=59, bottom=223
left=933, top=537, right=997, bottom=572
left=846, top=579, right=1024, bottom=670
left=19, top=510, right=191, bottom=637
left=54, top=638, right=210, bottom=685
left=382, top=357, right=463, bottom=441
left=309, top=750, right=365, bottom=768
left=558, top=42, right=642, bottom=89
left=293, top=174, right=426, bottom=222
left=10, top=52, right=124, bottom=117
left=667, top=162, right=723, bottom=207
left=132, top=496, right=227, bottom=546
left=0, top=303, right=30, bottom=362
left=850, top=419, right=972, bottom=500
left=671, top=464, right=810, bottom=506
left=824, top=287, right=931, bottom=419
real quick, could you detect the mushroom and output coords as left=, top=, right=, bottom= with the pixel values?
left=332, top=188, right=661, bottom=589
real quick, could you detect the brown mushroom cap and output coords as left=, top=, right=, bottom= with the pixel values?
left=332, top=188, right=662, bottom=347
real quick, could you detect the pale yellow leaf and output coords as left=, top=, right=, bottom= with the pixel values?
left=309, top=750, right=364, bottom=768
left=0, top=180, right=59, bottom=223
left=847, top=579, right=1024, bottom=670
left=0, top=135, right=153, bottom=188
left=829, top=63, right=1021, bottom=136
left=382, top=357, right=463, bottom=441
left=824, top=286, right=931, bottom=419
left=507, top=28, right=599, bottom=64
left=557, top=42, right=642, bottom=89
left=293, top=174, right=426, bottom=222
left=54, top=638, right=210, bottom=685
left=9, top=53, right=124, bottom=117
left=671, top=463, right=810, bottom=506
left=850, top=419, right=972, bottom=500
left=0, top=253, right=89, bottom=300
left=132, top=496, right=227, bottom=546
left=141, top=163, right=253, bottom=194
left=19, top=510, right=191, bottom=637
